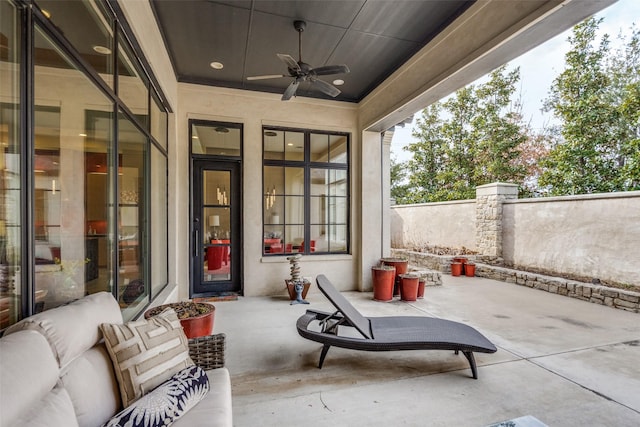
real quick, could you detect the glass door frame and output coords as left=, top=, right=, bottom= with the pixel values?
left=190, top=159, right=242, bottom=297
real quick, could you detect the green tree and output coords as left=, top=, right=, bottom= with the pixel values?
left=389, top=155, right=410, bottom=204
left=401, top=66, right=531, bottom=202
left=611, top=25, right=640, bottom=189
left=540, top=18, right=640, bottom=194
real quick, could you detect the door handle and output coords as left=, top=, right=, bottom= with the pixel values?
left=194, top=229, right=199, bottom=257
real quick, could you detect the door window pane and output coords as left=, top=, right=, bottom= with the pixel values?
left=191, top=123, right=241, bottom=156
left=202, top=171, right=231, bottom=282
left=0, top=0, right=22, bottom=327
left=34, top=26, right=114, bottom=311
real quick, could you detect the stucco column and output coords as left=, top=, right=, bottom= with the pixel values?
left=381, top=134, right=392, bottom=258
left=475, top=182, right=518, bottom=259
left=359, top=130, right=384, bottom=291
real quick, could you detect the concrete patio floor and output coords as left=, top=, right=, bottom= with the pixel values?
left=213, top=274, right=640, bottom=426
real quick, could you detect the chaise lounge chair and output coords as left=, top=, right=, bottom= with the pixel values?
left=296, top=275, right=497, bottom=379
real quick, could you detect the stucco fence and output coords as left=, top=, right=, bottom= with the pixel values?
left=390, top=183, right=640, bottom=312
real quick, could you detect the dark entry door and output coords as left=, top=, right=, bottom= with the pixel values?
left=191, top=160, right=241, bottom=296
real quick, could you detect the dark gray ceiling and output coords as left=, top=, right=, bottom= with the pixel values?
left=150, top=0, right=475, bottom=102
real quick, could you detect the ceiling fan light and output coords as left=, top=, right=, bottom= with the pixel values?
left=333, top=79, right=344, bottom=86
left=210, top=61, right=224, bottom=70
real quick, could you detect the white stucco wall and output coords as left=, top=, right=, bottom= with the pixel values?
left=390, top=200, right=476, bottom=251
left=503, top=192, right=640, bottom=286
left=390, top=191, right=640, bottom=286
left=177, top=84, right=360, bottom=298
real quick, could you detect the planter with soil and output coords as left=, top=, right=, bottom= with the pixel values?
left=145, top=301, right=215, bottom=339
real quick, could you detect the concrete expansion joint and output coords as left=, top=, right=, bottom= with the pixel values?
left=505, top=343, right=640, bottom=417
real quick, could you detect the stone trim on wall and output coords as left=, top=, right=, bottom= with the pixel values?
left=477, top=264, right=640, bottom=313
left=392, top=248, right=639, bottom=313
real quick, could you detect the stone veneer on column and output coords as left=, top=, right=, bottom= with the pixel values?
left=475, top=183, right=519, bottom=259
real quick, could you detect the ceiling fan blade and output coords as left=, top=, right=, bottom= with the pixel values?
left=282, top=79, right=300, bottom=101
left=311, top=64, right=350, bottom=76
left=311, top=78, right=341, bottom=98
left=277, top=54, right=300, bottom=72
left=246, top=74, right=286, bottom=81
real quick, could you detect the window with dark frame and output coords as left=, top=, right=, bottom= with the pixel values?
left=263, top=127, right=349, bottom=256
left=0, top=0, right=170, bottom=328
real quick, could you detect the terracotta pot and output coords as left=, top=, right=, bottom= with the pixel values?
left=371, top=266, right=395, bottom=301
left=417, top=279, right=426, bottom=299
left=285, top=280, right=311, bottom=300
left=381, top=258, right=408, bottom=296
left=453, top=257, right=468, bottom=274
left=465, top=263, right=476, bottom=277
left=399, top=274, right=419, bottom=302
left=145, top=302, right=215, bottom=339
left=451, top=262, right=463, bottom=277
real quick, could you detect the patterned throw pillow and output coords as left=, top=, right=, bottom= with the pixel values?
left=100, top=309, right=194, bottom=407
left=103, top=365, right=210, bottom=427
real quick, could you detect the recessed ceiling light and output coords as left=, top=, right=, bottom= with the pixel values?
left=79, top=133, right=87, bottom=137
left=192, top=135, right=199, bottom=139
left=215, top=127, right=229, bottom=133
left=210, top=61, right=224, bottom=70
left=333, top=79, right=344, bottom=86
left=287, top=143, right=294, bottom=146
left=93, top=45, right=112, bottom=55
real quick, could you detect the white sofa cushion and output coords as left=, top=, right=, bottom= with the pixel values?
left=4, top=292, right=122, bottom=369
left=100, top=309, right=194, bottom=407
left=13, top=385, right=79, bottom=427
left=0, top=330, right=60, bottom=426
left=173, top=368, right=233, bottom=427
left=59, top=344, right=121, bottom=427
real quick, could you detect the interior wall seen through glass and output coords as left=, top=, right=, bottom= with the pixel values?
left=118, top=112, right=148, bottom=320
left=35, top=0, right=115, bottom=89
left=191, top=123, right=241, bottom=156
left=150, top=146, right=167, bottom=298
left=263, top=128, right=349, bottom=255
left=150, top=93, right=167, bottom=150
left=34, top=25, right=115, bottom=312
left=117, top=33, right=148, bottom=130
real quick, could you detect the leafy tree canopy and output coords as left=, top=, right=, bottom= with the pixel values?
left=391, top=18, right=639, bottom=203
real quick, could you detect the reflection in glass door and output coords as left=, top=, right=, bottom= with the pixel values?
left=192, top=161, right=241, bottom=296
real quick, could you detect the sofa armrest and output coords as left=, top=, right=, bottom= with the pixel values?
left=188, top=333, right=225, bottom=370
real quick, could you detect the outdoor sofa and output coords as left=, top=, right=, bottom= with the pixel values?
left=0, top=292, right=232, bottom=426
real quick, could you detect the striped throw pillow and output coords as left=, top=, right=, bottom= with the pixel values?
left=100, top=309, right=194, bottom=407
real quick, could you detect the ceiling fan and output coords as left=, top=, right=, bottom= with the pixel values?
left=246, top=20, right=350, bottom=101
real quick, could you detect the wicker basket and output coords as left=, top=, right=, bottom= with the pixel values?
left=188, top=333, right=226, bottom=370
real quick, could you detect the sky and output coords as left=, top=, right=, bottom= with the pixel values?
left=390, top=0, right=640, bottom=162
